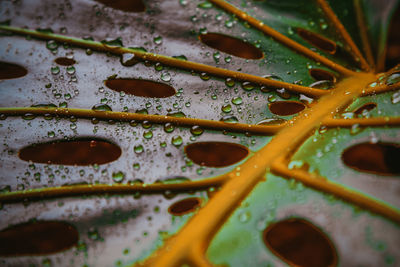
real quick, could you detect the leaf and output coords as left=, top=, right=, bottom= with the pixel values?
left=0, top=0, right=399, bottom=266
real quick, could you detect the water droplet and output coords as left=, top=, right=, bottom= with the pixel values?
left=309, top=80, right=334, bottom=89
left=200, top=72, right=210, bottom=81
left=220, top=115, right=238, bottom=123
left=198, top=1, right=213, bottom=9
left=225, top=77, right=235, bottom=87
left=112, top=171, right=125, bottom=183
left=143, top=130, right=153, bottom=139
left=154, top=62, right=163, bottom=71
left=51, top=66, right=60, bottom=75
left=238, top=210, right=251, bottom=223
left=22, top=113, right=36, bottom=120
left=134, top=145, right=144, bottom=154
left=120, top=53, right=138, bottom=67
left=161, top=176, right=191, bottom=184
left=101, top=37, right=123, bottom=47
left=88, top=228, right=100, bottom=241
left=66, top=66, right=75, bottom=75
left=171, top=135, right=183, bottom=147
left=164, top=123, right=175, bottom=133
left=133, top=163, right=140, bottom=170
left=350, top=124, right=362, bottom=135
left=153, top=36, right=163, bottom=45
left=190, top=125, right=204, bottom=136
left=241, top=81, right=255, bottom=91
left=161, top=72, right=171, bottom=82
left=391, top=91, right=400, bottom=104
left=221, top=104, right=232, bottom=113
left=257, top=118, right=287, bottom=125
left=167, top=111, right=186, bottom=118
left=46, top=40, right=58, bottom=51
left=231, top=97, right=243, bottom=105
left=386, top=72, right=400, bottom=85
left=92, top=104, right=112, bottom=111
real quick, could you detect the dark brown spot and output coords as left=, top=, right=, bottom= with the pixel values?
left=168, top=197, right=202, bottom=216
left=353, top=102, right=377, bottom=116
left=342, top=142, right=400, bottom=176
left=55, top=57, right=76, bottom=66
left=105, top=78, right=176, bottom=98
left=95, top=0, right=145, bottom=12
left=0, top=61, right=28, bottom=80
left=297, top=28, right=336, bottom=54
left=19, top=138, right=121, bottom=166
left=185, top=141, right=249, bottom=168
left=0, top=221, right=79, bottom=256
left=263, top=218, right=337, bottom=267
left=269, top=101, right=306, bottom=116
left=309, top=68, right=336, bottom=83
left=199, top=33, right=263, bottom=59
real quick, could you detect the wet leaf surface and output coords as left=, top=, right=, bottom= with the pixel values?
left=0, top=0, right=399, bottom=266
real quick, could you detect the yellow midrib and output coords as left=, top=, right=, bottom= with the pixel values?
left=137, top=73, right=377, bottom=266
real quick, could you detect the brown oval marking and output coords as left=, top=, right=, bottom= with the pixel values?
left=185, top=141, right=249, bottom=168
left=0, top=221, right=79, bottom=256
left=342, top=142, right=400, bottom=176
left=309, top=68, right=336, bottom=83
left=297, top=28, right=337, bottom=54
left=263, top=218, right=337, bottom=267
left=353, top=102, right=377, bottom=116
left=199, top=33, right=263, bottom=60
left=269, top=101, right=306, bottom=116
left=168, top=197, right=202, bottom=216
left=55, top=57, right=76, bottom=66
left=0, top=61, right=28, bottom=80
left=105, top=78, right=176, bottom=98
left=19, top=138, right=121, bottom=166
left=95, top=0, right=145, bottom=13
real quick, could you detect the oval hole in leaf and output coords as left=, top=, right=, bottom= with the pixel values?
left=185, top=141, right=249, bottom=167
left=105, top=78, right=176, bottom=98
left=19, top=138, right=122, bottom=165
left=269, top=101, right=306, bottom=116
left=55, top=57, right=76, bottom=66
left=263, top=218, right=337, bottom=267
left=199, top=32, right=264, bottom=59
left=0, top=61, right=28, bottom=80
left=95, top=0, right=145, bottom=13
left=297, top=28, right=336, bottom=54
left=353, top=102, right=377, bottom=116
left=342, top=142, right=400, bottom=176
left=309, top=68, right=336, bottom=83
left=0, top=221, right=79, bottom=256
left=168, top=197, right=202, bottom=216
